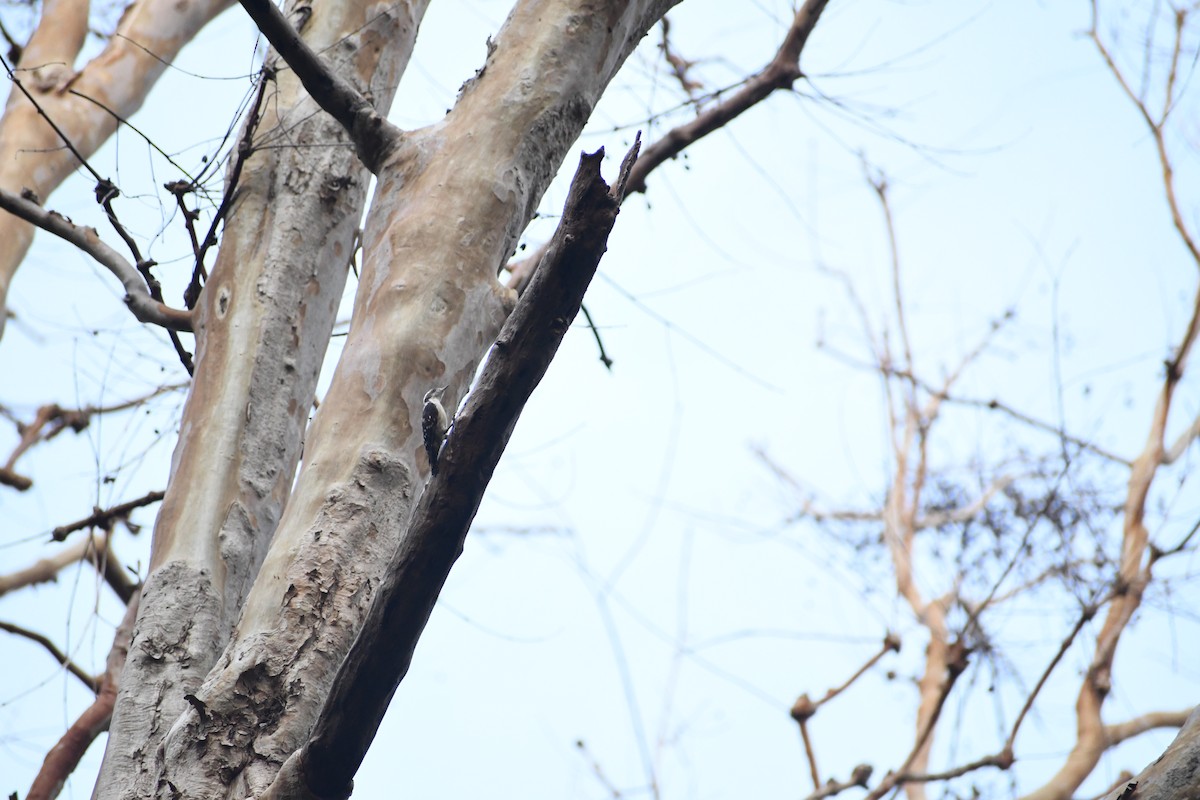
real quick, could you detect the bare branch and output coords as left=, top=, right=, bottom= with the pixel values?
left=863, top=639, right=970, bottom=800
left=1089, top=2, right=1200, bottom=270
left=27, top=592, right=140, bottom=800
left=1005, top=604, right=1097, bottom=752
left=804, top=764, right=873, bottom=800
left=264, top=141, right=638, bottom=800
left=1162, top=409, right=1200, bottom=464
left=791, top=634, right=900, bottom=790
left=51, top=490, right=165, bottom=542
left=2, top=388, right=183, bottom=491
left=791, top=633, right=902, bottom=724
left=236, top=0, right=398, bottom=172
left=626, top=0, right=830, bottom=194
left=1104, top=709, right=1193, bottom=746
left=659, top=17, right=703, bottom=100
left=1096, top=709, right=1200, bottom=800
left=0, top=532, right=108, bottom=597
left=0, top=620, right=98, bottom=692
left=882, top=365, right=1132, bottom=467
left=0, top=188, right=193, bottom=331
left=887, top=751, right=1013, bottom=788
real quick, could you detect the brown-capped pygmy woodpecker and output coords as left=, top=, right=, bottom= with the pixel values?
left=422, top=386, right=449, bottom=476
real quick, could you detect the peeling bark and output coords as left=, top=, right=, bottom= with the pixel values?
left=93, top=1, right=429, bottom=796
left=141, top=1, right=678, bottom=794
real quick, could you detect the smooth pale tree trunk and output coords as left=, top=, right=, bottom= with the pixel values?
left=92, top=1, right=429, bottom=796
left=94, top=1, right=678, bottom=797
left=0, top=0, right=231, bottom=338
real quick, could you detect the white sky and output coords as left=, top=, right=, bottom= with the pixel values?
left=2, top=1, right=1199, bottom=798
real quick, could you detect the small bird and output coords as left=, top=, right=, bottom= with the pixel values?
left=421, top=386, right=450, bottom=476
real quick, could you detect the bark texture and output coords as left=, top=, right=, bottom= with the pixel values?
left=138, top=1, right=677, bottom=795
left=92, top=1, right=429, bottom=796
left=1101, top=709, right=1200, bottom=800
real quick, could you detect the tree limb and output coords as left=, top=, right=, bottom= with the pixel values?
left=1099, top=708, right=1200, bottom=800
left=236, top=0, right=398, bottom=172
left=0, top=188, right=193, bottom=331
left=263, top=140, right=639, bottom=800
left=26, top=592, right=140, bottom=800
left=0, top=532, right=108, bottom=597
left=626, top=0, right=830, bottom=194
left=50, top=490, right=165, bottom=542
left=1104, top=709, right=1192, bottom=746
left=0, top=620, right=98, bottom=692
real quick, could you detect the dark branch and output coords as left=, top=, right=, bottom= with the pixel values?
left=272, top=138, right=639, bottom=800
left=237, top=0, right=398, bottom=172
left=51, top=490, right=165, bottom=542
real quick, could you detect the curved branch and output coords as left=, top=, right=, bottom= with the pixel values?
left=0, top=187, right=193, bottom=330
left=0, top=620, right=98, bottom=692
left=1105, top=709, right=1193, bottom=746
left=27, top=592, right=140, bottom=800
left=626, top=0, right=830, bottom=194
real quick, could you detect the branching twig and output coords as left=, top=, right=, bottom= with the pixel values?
left=0, top=55, right=103, bottom=184
left=804, top=764, right=873, bottom=800
left=1089, top=2, right=1200, bottom=269
left=51, top=490, right=165, bottom=542
left=791, top=634, right=900, bottom=790
left=1, top=387, right=184, bottom=491
left=627, top=0, right=831, bottom=194
left=659, top=17, right=703, bottom=100
left=880, top=364, right=1131, bottom=467
left=189, top=64, right=275, bottom=309
left=791, top=633, right=902, bottom=725
left=0, top=188, right=193, bottom=332
left=863, top=640, right=970, bottom=800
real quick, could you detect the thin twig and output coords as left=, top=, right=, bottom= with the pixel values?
left=0, top=54, right=103, bottom=183
left=0, top=620, right=99, bottom=692
left=190, top=64, right=275, bottom=309
left=51, top=490, right=165, bottom=542
left=1005, top=603, right=1098, bottom=751
left=579, top=303, right=613, bottom=370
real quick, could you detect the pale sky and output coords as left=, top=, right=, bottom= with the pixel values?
left=2, top=1, right=1198, bottom=798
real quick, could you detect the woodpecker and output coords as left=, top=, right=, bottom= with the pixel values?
left=421, top=386, right=450, bottom=476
